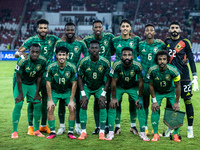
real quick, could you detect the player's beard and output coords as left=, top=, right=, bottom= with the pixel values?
left=159, top=63, right=166, bottom=68
left=38, top=31, right=47, bottom=38
left=66, top=33, right=74, bottom=39
left=170, top=31, right=180, bottom=37
left=122, top=59, right=132, bottom=66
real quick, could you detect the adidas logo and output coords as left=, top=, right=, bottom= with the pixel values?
left=167, top=44, right=170, bottom=47
left=155, top=77, right=159, bottom=80
left=14, top=120, right=18, bottom=123
left=142, top=49, right=146, bottom=52
left=152, top=122, right=157, bottom=125
left=117, top=44, right=122, bottom=47
left=86, top=68, right=91, bottom=71
left=54, top=73, right=58, bottom=76
left=186, top=92, right=191, bottom=96
left=189, top=116, right=194, bottom=119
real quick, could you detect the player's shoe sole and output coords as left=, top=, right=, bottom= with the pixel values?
left=11, top=131, right=18, bottom=139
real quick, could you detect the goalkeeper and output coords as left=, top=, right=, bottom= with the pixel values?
left=148, top=50, right=181, bottom=142
left=165, top=21, right=199, bottom=138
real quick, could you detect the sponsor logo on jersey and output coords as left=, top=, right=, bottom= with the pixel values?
left=141, top=49, right=146, bottom=52
left=117, top=44, right=122, bottom=47
left=165, top=74, right=171, bottom=81
left=74, top=46, right=79, bottom=53
left=98, top=65, right=104, bottom=72
left=130, top=70, right=135, bottom=77
left=36, top=65, right=41, bottom=71
left=54, top=73, right=58, bottom=76
left=104, top=39, right=108, bottom=46
left=129, top=41, right=134, bottom=47
left=65, top=71, right=71, bottom=78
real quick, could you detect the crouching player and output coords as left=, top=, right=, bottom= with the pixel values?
left=148, top=50, right=181, bottom=142
left=77, top=40, right=111, bottom=140
left=12, top=44, right=46, bottom=138
left=46, top=47, right=77, bottom=139
left=107, top=47, right=149, bottom=141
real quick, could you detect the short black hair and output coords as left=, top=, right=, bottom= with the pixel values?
left=121, top=47, right=133, bottom=53
left=170, top=21, right=180, bottom=28
left=37, top=19, right=49, bottom=26
left=90, top=40, right=100, bottom=45
left=120, top=19, right=131, bottom=26
left=93, top=20, right=102, bottom=26
left=145, top=23, right=155, bottom=29
left=65, top=22, right=75, bottom=27
left=155, top=50, right=170, bottom=64
left=30, top=43, right=40, bottom=51
left=55, top=46, right=69, bottom=54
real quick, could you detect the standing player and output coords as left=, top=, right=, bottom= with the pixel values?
left=111, top=19, right=141, bottom=135
left=165, top=22, right=199, bottom=138
left=107, top=47, right=149, bottom=141
left=14, top=19, right=60, bottom=134
left=11, top=44, right=46, bottom=138
left=148, top=50, right=181, bottom=142
left=46, top=47, right=77, bottom=139
left=83, top=20, right=114, bottom=134
left=77, top=40, right=111, bottom=140
left=55, top=22, right=88, bottom=135
left=138, top=23, right=166, bottom=135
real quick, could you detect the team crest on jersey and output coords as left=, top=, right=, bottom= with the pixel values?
left=165, top=74, right=171, bottom=81
left=98, top=65, right=104, bottom=72
left=65, top=71, right=71, bottom=78
left=125, top=77, right=129, bottom=82
left=74, top=46, right=79, bottom=53
left=130, top=70, right=135, bottom=77
left=117, top=44, right=122, bottom=47
left=48, top=40, right=52, bottom=45
left=153, top=47, right=158, bottom=52
left=176, top=44, right=181, bottom=50
left=129, top=41, right=134, bottom=47
left=104, top=39, right=108, bottom=46
left=36, top=65, right=41, bottom=71
left=26, top=67, right=30, bottom=71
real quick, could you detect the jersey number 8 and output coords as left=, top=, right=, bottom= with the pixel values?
left=93, top=72, right=97, bottom=79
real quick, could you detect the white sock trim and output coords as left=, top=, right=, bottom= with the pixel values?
left=115, top=124, right=120, bottom=128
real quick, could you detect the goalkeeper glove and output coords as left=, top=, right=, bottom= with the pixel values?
left=192, top=74, right=199, bottom=92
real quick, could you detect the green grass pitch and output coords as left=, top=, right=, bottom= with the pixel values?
left=0, top=61, right=200, bottom=150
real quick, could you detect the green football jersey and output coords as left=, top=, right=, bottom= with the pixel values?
left=78, top=56, right=110, bottom=90
left=147, top=64, right=180, bottom=93
left=46, top=61, right=77, bottom=93
left=112, top=35, right=141, bottom=61
left=55, top=38, right=89, bottom=66
left=139, top=39, right=166, bottom=82
left=110, top=60, right=142, bottom=89
left=14, top=55, right=47, bottom=85
left=22, top=34, right=59, bottom=66
left=83, top=32, right=115, bottom=62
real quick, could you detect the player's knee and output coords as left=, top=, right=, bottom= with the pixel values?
left=15, top=101, right=23, bottom=109
left=184, top=98, right=192, bottom=105
left=81, top=100, right=88, bottom=110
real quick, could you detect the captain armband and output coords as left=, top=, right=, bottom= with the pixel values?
left=174, top=74, right=180, bottom=82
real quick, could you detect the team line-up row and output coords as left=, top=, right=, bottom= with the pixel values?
left=11, top=18, right=199, bottom=142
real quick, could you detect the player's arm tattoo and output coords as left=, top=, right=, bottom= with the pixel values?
left=46, top=81, right=53, bottom=101
left=138, top=78, right=143, bottom=97
left=70, top=81, right=77, bottom=102
left=174, top=81, right=181, bottom=103
left=111, top=78, right=118, bottom=99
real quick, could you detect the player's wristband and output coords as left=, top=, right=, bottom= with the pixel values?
left=152, top=97, right=157, bottom=103
left=21, top=55, right=25, bottom=59
left=81, top=90, right=86, bottom=96
left=101, top=91, right=107, bottom=97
